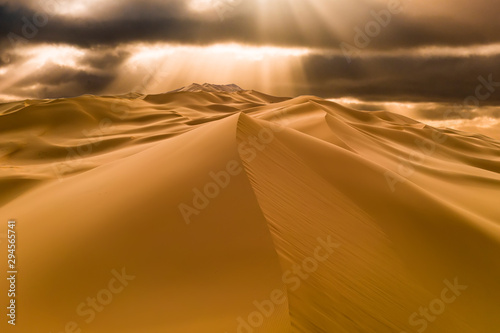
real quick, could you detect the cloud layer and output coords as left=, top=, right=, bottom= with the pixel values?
left=1, top=0, right=500, bottom=133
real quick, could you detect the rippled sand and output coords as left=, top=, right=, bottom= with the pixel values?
left=1, top=85, right=499, bottom=332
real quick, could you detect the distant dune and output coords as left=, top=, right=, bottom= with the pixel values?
left=1, top=84, right=499, bottom=332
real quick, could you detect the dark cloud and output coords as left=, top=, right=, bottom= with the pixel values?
left=6, top=64, right=116, bottom=99
left=1, top=0, right=500, bottom=114
left=80, top=48, right=130, bottom=70
left=0, top=2, right=257, bottom=49
left=2, top=0, right=500, bottom=51
left=1, top=46, right=129, bottom=100
left=302, top=54, right=500, bottom=105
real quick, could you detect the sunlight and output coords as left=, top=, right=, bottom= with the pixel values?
left=26, top=45, right=85, bottom=69
left=0, top=44, right=86, bottom=99
left=45, top=0, right=108, bottom=17
left=112, top=42, right=310, bottom=96
left=128, top=43, right=309, bottom=63
left=424, top=117, right=500, bottom=129
left=189, top=0, right=219, bottom=12
left=204, top=44, right=310, bottom=60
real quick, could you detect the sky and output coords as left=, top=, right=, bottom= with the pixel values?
left=1, top=0, right=500, bottom=137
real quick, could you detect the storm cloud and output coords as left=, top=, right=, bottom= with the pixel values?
left=1, top=0, right=500, bottom=127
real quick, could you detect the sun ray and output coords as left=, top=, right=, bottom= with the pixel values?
left=108, top=43, right=310, bottom=96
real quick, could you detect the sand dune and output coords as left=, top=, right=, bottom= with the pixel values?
left=1, top=84, right=499, bottom=332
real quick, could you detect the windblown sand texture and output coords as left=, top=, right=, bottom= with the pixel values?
left=1, top=84, right=499, bottom=332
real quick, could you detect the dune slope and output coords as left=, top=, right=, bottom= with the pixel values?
left=0, top=86, right=499, bottom=332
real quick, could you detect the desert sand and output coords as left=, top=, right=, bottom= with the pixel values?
left=1, top=83, right=499, bottom=332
